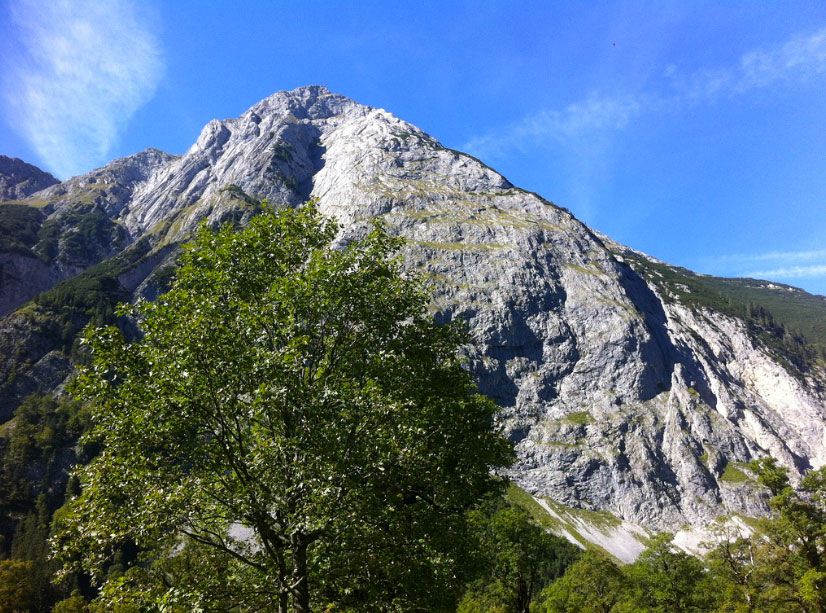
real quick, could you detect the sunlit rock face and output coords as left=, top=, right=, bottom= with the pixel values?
left=2, top=86, right=825, bottom=530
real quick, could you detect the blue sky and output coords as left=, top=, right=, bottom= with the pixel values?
left=2, top=1, right=826, bottom=294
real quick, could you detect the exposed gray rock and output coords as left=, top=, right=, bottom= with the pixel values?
left=0, top=155, right=59, bottom=200
left=0, top=252, right=73, bottom=316
left=35, top=147, right=178, bottom=221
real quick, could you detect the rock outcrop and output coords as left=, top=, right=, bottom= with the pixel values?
left=0, top=155, right=59, bottom=200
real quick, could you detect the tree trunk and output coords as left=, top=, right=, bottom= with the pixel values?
left=516, top=575, right=529, bottom=613
left=266, top=529, right=290, bottom=613
left=292, top=540, right=311, bottom=613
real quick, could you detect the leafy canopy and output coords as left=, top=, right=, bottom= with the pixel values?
left=709, top=458, right=826, bottom=612
left=52, top=202, right=513, bottom=611
left=459, top=500, right=580, bottom=613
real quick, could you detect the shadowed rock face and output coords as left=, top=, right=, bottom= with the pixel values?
left=0, top=155, right=59, bottom=200
left=1, top=85, right=825, bottom=531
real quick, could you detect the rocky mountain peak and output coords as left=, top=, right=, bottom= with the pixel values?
left=43, top=147, right=176, bottom=191
left=32, top=148, right=178, bottom=221
left=251, top=85, right=366, bottom=121
left=2, top=87, right=825, bottom=546
left=122, top=86, right=517, bottom=241
left=123, top=88, right=428, bottom=235
left=0, top=155, right=59, bottom=200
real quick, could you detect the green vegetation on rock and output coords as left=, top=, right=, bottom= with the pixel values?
left=37, top=205, right=127, bottom=265
left=721, top=461, right=753, bottom=484
left=0, top=198, right=126, bottom=267
left=0, top=235, right=163, bottom=421
left=0, top=203, right=44, bottom=256
left=560, top=411, right=593, bottom=426
left=623, top=251, right=826, bottom=372
left=413, top=238, right=508, bottom=252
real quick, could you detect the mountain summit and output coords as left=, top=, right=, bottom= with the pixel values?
left=2, top=86, right=825, bottom=552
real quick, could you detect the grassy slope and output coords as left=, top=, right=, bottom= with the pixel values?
left=620, top=251, right=826, bottom=372
left=696, top=276, right=826, bottom=352
left=506, top=484, right=639, bottom=564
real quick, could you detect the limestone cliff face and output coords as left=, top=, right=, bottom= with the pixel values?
left=1, top=86, right=824, bottom=531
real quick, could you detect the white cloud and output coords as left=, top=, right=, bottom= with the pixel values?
left=464, top=27, right=826, bottom=160
left=464, top=94, right=643, bottom=158
left=710, top=248, right=826, bottom=265
left=704, top=249, right=826, bottom=281
left=2, top=0, right=164, bottom=178
left=745, top=264, right=826, bottom=279
left=672, top=28, right=826, bottom=102
left=735, top=27, right=826, bottom=91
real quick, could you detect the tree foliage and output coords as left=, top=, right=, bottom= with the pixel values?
left=52, top=203, right=512, bottom=611
left=0, top=394, right=91, bottom=609
left=708, top=458, right=826, bottom=612
left=534, top=550, right=626, bottom=613
left=623, top=533, right=715, bottom=612
left=0, top=559, right=37, bottom=613
left=459, top=500, right=579, bottom=612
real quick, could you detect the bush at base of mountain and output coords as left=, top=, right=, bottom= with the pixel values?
left=533, top=550, right=626, bottom=613
left=532, top=461, right=826, bottom=613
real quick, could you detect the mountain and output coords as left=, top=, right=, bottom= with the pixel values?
left=1, top=86, right=825, bottom=549
left=0, top=149, right=176, bottom=316
left=0, top=155, right=59, bottom=201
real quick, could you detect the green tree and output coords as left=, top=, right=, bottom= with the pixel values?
left=52, top=592, right=89, bottom=613
left=0, top=394, right=91, bottom=610
left=52, top=203, right=512, bottom=612
left=705, top=534, right=766, bottom=612
left=623, top=533, right=716, bottom=612
left=718, top=458, right=826, bottom=612
left=460, top=501, right=579, bottom=612
left=534, top=550, right=626, bottom=613
left=703, top=459, right=826, bottom=613
left=0, top=560, right=36, bottom=613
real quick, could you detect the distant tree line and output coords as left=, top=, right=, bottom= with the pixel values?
left=624, top=252, right=826, bottom=374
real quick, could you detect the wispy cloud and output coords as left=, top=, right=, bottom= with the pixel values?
left=711, top=248, right=826, bottom=265
left=745, top=265, right=826, bottom=279
left=464, top=95, right=643, bottom=159
left=705, top=249, right=826, bottom=281
left=1, top=0, right=164, bottom=178
left=464, top=27, right=826, bottom=160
